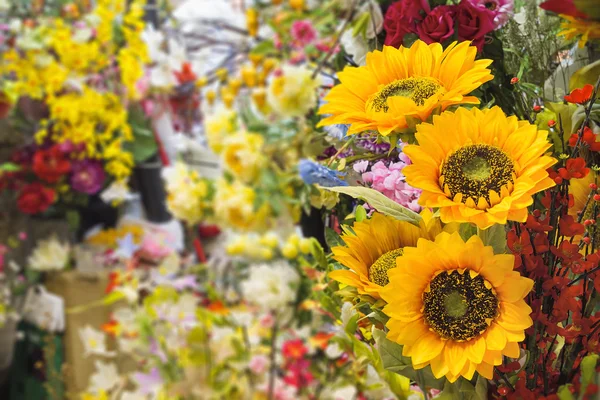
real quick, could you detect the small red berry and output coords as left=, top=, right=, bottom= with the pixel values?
left=533, top=105, right=543, bottom=113
left=498, top=386, right=509, bottom=396
left=583, top=237, right=591, bottom=244
left=510, top=77, right=519, bottom=85
left=548, top=119, right=556, bottom=128
left=590, top=183, right=598, bottom=190
left=594, top=194, right=600, bottom=202
left=554, top=176, right=564, bottom=185
left=533, top=210, right=542, bottom=218
left=584, top=219, right=594, bottom=226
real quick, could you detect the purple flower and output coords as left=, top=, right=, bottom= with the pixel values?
left=70, top=160, right=106, bottom=194
left=133, top=368, right=164, bottom=395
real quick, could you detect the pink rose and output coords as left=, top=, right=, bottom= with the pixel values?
left=416, top=5, right=457, bottom=44
left=383, top=0, right=431, bottom=47
left=456, top=0, right=495, bottom=51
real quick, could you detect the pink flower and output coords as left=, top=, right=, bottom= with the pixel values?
left=466, top=0, right=514, bottom=29
left=383, top=0, right=431, bottom=47
left=362, top=160, right=422, bottom=212
left=290, top=20, right=318, bottom=47
left=249, top=354, right=269, bottom=375
left=456, top=0, right=495, bottom=51
left=259, top=313, right=275, bottom=329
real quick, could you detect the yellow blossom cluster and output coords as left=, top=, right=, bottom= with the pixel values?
left=163, top=162, right=214, bottom=226
left=226, top=232, right=312, bottom=260
left=1, top=0, right=149, bottom=181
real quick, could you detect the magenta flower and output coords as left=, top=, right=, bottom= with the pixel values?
left=466, top=0, right=514, bottom=29
left=70, top=160, right=106, bottom=195
left=290, top=20, right=318, bottom=47
left=360, top=159, right=422, bottom=212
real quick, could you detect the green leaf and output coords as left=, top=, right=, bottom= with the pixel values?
left=459, top=223, right=477, bottom=242
left=250, top=40, right=276, bottom=56
left=569, top=59, right=600, bottom=91
left=103, top=290, right=126, bottom=305
left=478, top=224, right=507, bottom=254
left=310, top=238, right=328, bottom=270
left=557, top=385, right=575, bottom=400
left=352, top=12, right=371, bottom=38
left=345, top=313, right=359, bottom=335
left=324, top=186, right=422, bottom=227
left=0, top=162, right=20, bottom=172
left=579, top=354, right=599, bottom=396
left=325, top=227, right=345, bottom=248
left=355, top=205, right=367, bottom=222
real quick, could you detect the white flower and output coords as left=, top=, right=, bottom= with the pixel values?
left=241, top=261, right=300, bottom=311
left=325, top=342, right=343, bottom=359
left=267, top=65, right=322, bottom=118
left=141, top=26, right=165, bottom=62
left=88, top=360, right=120, bottom=394
left=100, top=181, right=135, bottom=204
left=340, top=30, right=369, bottom=66
left=28, top=235, right=70, bottom=271
left=329, top=385, right=357, bottom=400
left=79, top=325, right=110, bottom=357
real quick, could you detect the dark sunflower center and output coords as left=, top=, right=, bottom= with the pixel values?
left=440, top=144, right=515, bottom=207
left=368, top=77, right=442, bottom=112
left=369, top=248, right=403, bottom=286
left=423, top=269, right=499, bottom=341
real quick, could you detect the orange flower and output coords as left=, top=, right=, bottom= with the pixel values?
left=565, top=84, right=594, bottom=104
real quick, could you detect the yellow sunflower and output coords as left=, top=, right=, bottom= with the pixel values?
left=317, top=40, right=493, bottom=136
left=403, top=106, right=557, bottom=229
left=381, top=232, right=534, bottom=383
left=329, top=210, right=454, bottom=299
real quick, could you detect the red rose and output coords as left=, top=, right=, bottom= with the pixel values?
left=17, top=183, right=56, bottom=215
left=456, top=0, right=495, bottom=51
left=32, top=145, right=71, bottom=183
left=383, top=0, right=431, bottom=47
left=416, top=5, right=457, bottom=45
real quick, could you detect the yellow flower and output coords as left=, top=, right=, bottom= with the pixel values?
left=381, top=232, right=534, bottom=383
left=221, top=132, right=265, bottom=183
left=246, top=8, right=259, bottom=37
left=329, top=210, right=449, bottom=299
left=318, top=40, right=493, bottom=136
left=558, top=14, right=600, bottom=48
left=205, top=109, right=238, bottom=154
left=214, top=180, right=271, bottom=232
left=403, top=106, right=556, bottom=229
left=267, top=65, right=321, bottom=118
left=310, top=189, right=339, bottom=210
left=164, top=162, right=213, bottom=225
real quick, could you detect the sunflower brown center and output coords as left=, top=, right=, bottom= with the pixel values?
left=423, top=269, right=499, bottom=341
left=440, top=144, right=515, bottom=208
left=369, top=248, right=403, bottom=287
left=367, top=77, right=442, bottom=112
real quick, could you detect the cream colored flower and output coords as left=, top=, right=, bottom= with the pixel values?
left=162, top=162, right=212, bottom=225
left=267, top=65, right=321, bottom=118
left=213, top=179, right=271, bottom=232
left=88, top=360, right=120, bottom=394
left=79, top=325, right=111, bottom=357
left=28, top=235, right=70, bottom=271
left=221, top=132, right=265, bottom=183
left=241, top=261, right=300, bottom=311
left=204, top=108, right=238, bottom=154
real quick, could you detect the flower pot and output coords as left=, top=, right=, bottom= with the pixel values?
left=133, top=159, right=172, bottom=223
